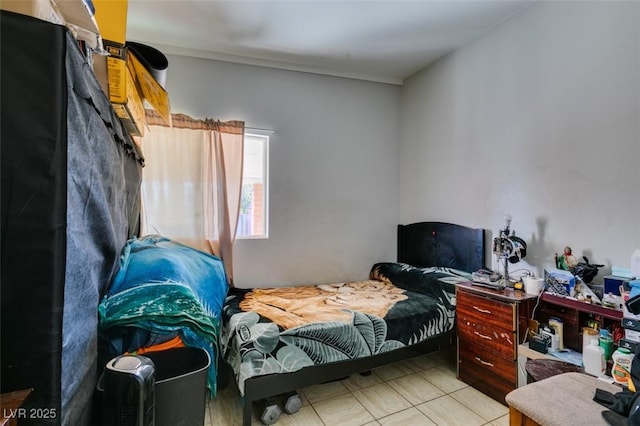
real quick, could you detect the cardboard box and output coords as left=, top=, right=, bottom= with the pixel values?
left=92, top=38, right=125, bottom=94
left=59, top=0, right=101, bottom=50
left=1, top=0, right=65, bottom=25
left=618, top=338, right=638, bottom=354
left=604, top=275, right=627, bottom=296
left=128, top=50, right=171, bottom=127
left=92, top=43, right=143, bottom=136
left=545, top=268, right=576, bottom=296
left=93, top=42, right=171, bottom=136
left=93, top=0, right=127, bottom=44
left=623, top=312, right=640, bottom=343
left=625, top=328, right=640, bottom=343
left=54, top=0, right=99, bottom=33
left=622, top=317, right=640, bottom=332
left=102, top=42, right=128, bottom=103
left=2, top=0, right=101, bottom=49
left=111, top=64, right=145, bottom=137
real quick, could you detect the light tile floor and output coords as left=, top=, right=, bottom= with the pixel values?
left=205, top=348, right=509, bottom=426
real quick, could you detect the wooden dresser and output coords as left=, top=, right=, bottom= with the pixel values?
left=456, top=282, right=536, bottom=404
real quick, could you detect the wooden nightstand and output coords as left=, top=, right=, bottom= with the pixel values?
left=455, top=282, right=536, bottom=404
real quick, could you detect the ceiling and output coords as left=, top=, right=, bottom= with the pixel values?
left=126, top=0, right=535, bottom=85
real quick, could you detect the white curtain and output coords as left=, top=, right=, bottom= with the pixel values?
left=140, top=112, right=244, bottom=285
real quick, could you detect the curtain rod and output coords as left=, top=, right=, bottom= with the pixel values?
left=246, top=126, right=275, bottom=135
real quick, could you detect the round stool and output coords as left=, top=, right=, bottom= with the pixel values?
left=525, top=358, right=584, bottom=383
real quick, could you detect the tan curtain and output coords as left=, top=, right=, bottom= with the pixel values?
left=140, top=110, right=244, bottom=286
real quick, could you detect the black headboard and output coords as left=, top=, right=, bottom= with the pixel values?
left=397, top=222, right=485, bottom=272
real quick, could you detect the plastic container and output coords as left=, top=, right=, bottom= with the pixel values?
left=583, top=340, right=605, bottom=377
left=582, top=327, right=599, bottom=353
left=632, top=249, right=640, bottom=278
left=524, top=276, right=544, bottom=295
left=549, top=318, right=564, bottom=350
left=599, top=330, right=614, bottom=361
left=145, top=347, right=211, bottom=426
left=612, top=347, right=634, bottom=385
left=541, top=327, right=559, bottom=352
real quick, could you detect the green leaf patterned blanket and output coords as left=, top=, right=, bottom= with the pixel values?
left=221, top=263, right=471, bottom=395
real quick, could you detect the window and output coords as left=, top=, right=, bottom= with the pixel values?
left=237, top=133, right=269, bottom=239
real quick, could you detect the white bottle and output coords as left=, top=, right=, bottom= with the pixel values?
left=583, top=339, right=605, bottom=377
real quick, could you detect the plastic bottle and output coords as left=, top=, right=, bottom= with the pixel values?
left=599, top=329, right=614, bottom=361
left=612, top=347, right=634, bottom=385
left=583, top=339, right=605, bottom=377
left=549, top=318, right=564, bottom=350
left=602, top=293, right=617, bottom=309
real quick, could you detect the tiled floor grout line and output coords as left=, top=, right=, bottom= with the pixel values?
left=359, top=357, right=454, bottom=425
left=318, top=357, right=454, bottom=425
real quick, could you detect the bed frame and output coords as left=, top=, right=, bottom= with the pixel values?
left=228, top=221, right=485, bottom=425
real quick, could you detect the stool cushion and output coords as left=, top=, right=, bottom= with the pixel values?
left=505, top=372, right=622, bottom=426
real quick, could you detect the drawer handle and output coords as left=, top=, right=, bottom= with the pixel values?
left=475, top=357, right=494, bottom=367
left=473, top=331, right=493, bottom=341
left=472, top=305, right=492, bottom=314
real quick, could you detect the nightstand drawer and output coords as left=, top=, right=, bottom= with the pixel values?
left=457, top=318, right=516, bottom=358
left=458, top=337, right=516, bottom=386
left=457, top=349, right=515, bottom=403
left=455, top=283, right=535, bottom=405
left=457, top=289, right=515, bottom=330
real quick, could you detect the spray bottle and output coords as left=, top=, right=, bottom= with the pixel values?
left=612, top=347, right=634, bottom=385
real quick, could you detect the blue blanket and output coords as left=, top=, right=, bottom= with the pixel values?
left=98, top=235, right=228, bottom=394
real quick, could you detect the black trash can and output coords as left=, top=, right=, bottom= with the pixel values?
left=144, top=347, right=211, bottom=426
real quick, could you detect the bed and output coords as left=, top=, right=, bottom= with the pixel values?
left=220, top=221, right=485, bottom=425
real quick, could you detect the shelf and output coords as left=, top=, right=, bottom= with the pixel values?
left=541, top=292, right=622, bottom=321
left=519, top=343, right=583, bottom=366
left=519, top=343, right=555, bottom=361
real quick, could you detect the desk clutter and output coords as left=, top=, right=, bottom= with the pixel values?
left=525, top=269, right=640, bottom=389
left=523, top=245, right=640, bottom=362
left=513, top=257, right=640, bottom=426
left=527, top=306, right=638, bottom=380
left=464, top=233, right=640, bottom=422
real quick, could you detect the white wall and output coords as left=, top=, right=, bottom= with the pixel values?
left=162, top=57, right=401, bottom=287
left=401, top=1, right=640, bottom=279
